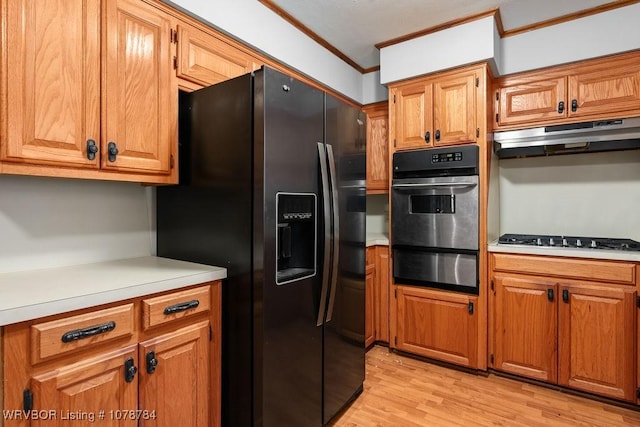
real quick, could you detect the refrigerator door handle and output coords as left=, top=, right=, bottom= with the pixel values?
left=325, top=144, right=339, bottom=322
left=316, top=142, right=331, bottom=326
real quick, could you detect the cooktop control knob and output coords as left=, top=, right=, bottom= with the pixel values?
left=536, top=238, right=542, bottom=246
left=590, top=240, right=597, bottom=248
left=562, top=238, right=568, bottom=247
left=576, top=239, right=583, bottom=247
left=549, top=238, right=555, bottom=246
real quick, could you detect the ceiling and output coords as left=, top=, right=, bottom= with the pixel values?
left=261, top=0, right=624, bottom=72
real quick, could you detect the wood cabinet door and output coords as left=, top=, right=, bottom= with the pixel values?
left=365, top=263, right=376, bottom=348
left=493, top=275, right=557, bottom=382
left=102, top=0, right=175, bottom=175
left=395, top=286, right=478, bottom=368
left=568, top=61, right=640, bottom=118
left=364, top=103, right=389, bottom=193
left=177, top=24, right=257, bottom=87
left=558, top=283, right=636, bottom=401
left=496, top=77, right=567, bottom=127
left=139, top=321, right=210, bottom=427
left=31, top=345, right=138, bottom=427
left=433, top=72, right=476, bottom=146
left=393, top=83, right=432, bottom=151
left=2, top=0, right=100, bottom=167
left=374, top=246, right=390, bottom=343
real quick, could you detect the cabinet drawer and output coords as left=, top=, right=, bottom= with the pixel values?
left=492, top=253, right=636, bottom=285
left=31, top=304, right=134, bottom=364
left=142, top=285, right=211, bottom=330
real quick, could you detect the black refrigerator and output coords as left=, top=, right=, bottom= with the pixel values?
left=157, top=66, right=366, bottom=426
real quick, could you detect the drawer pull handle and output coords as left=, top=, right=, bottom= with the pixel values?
left=61, top=321, right=116, bottom=343
left=163, top=299, right=200, bottom=315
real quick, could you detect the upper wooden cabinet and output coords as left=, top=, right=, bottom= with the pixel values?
left=494, top=50, right=640, bottom=129
left=176, top=23, right=259, bottom=88
left=390, top=67, right=481, bottom=151
left=0, top=0, right=177, bottom=183
left=103, top=0, right=175, bottom=175
left=363, top=102, right=389, bottom=193
left=1, top=0, right=101, bottom=168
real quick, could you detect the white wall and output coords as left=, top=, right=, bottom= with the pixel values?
left=166, top=0, right=365, bottom=103
left=499, top=151, right=640, bottom=241
left=362, top=71, right=388, bottom=105
left=0, top=176, right=154, bottom=274
left=379, top=16, right=499, bottom=85
left=499, top=3, right=640, bottom=75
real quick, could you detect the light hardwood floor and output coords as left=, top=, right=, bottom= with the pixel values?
left=330, top=346, right=640, bottom=426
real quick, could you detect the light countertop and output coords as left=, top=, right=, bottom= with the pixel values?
left=488, top=242, right=640, bottom=262
left=367, top=233, right=389, bottom=247
left=0, top=256, right=227, bottom=326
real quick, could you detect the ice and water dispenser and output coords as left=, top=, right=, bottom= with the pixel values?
left=276, top=193, right=317, bottom=285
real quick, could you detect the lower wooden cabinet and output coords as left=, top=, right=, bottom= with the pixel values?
left=394, top=286, right=478, bottom=368
left=2, top=281, right=221, bottom=427
left=491, top=253, right=637, bottom=402
left=365, top=245, right=390, bottom=347
left=365, top=263, right=376, bottom=347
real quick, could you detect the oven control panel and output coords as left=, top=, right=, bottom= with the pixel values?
left=431, top=152, right=463, bottom=163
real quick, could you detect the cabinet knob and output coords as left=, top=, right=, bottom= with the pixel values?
left=571, top=99, right=578, bottom=112
left=562, top=289, right=570, bottom=303
left=424, top=131, right=430, bottom=143
left=107, top=142, right=119, bottom=162
left=557, top=101, right=565, bottom=114
left=124, top=358, right=137, bottom=383
left=86, top=139, right=99, bottom=160
left=146, top=351, right=158, bottom=374
left=547, top=288, right=554, bottom=302
left=435, top=130, right=441, bottom=142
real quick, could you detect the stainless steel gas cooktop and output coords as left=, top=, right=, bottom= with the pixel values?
left=498, top=234, right=640, bottom=251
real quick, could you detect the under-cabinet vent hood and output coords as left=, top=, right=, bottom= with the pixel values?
left=494, top=117, right=640, bottom=158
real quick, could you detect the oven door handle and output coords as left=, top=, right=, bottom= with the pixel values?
left=392, top=181, right=477, bottom=189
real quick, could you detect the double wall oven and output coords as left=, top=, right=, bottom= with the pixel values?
left=391, top=145, right=479, bottom=294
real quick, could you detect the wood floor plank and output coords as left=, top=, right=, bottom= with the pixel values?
left=330, top=346, right=640, bottom=427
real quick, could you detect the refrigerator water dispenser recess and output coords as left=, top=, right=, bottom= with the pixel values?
left=276, top=193, right=317, bottom=285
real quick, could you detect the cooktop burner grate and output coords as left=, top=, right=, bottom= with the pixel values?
left=498, top=234, right=640, bottom=251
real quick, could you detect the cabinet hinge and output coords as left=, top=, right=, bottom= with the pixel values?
left=170, top=28, right=178, bottom=43
left=476, top=128, right=480, bottom=138
left=173, top=56, right=178, bottom=70
left=637, top=295, right=640, bottom=308
left=490, top=280, right=494, bottom=291
left=637, top=387, right=640, bottom=399
left=394, top=336, right=397, bottom=345
left=393, top=94, right=396, bottom=103
left=495, top=113, right=499, bottom=123
left=209, top=324, right=213, bottom=341
left=23, top=389, right=33, bottom=412
left=490, top=354, right=494, bottom=365
left=394, top=289, right=397, bottom=298
left=495, top=91, right=499, bottom=101
left=468, top=301, right=474, bottom=314
left=475, top=77, right=479, bottom=87
left=170, top=154, right=175, bottom=169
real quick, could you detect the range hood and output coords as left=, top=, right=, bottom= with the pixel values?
left=494, top=117, right=640, bottom=158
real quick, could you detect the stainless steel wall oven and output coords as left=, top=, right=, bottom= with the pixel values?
left=391, top=145, right=479, bottom=294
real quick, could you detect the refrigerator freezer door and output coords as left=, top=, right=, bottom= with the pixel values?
left=255, top=67, right=326, bottom=426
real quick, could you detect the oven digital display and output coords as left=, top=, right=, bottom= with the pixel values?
left=431, top=152, right=463, bottom=163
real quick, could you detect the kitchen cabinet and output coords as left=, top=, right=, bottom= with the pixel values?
left=494, top=50, right=640, bottom=129
left=491, top=253, right=636, bottom=402
left=393, top=286, right=478, bottom=368
left=389, top=66, right=481, bottom=151
left=365, top=246, right=390, bottom=347
left=363, top=102, right=389, bottom=193
left=175, top=22, right=260, bottom=89
left=365, top=263, right=376, bottom=348
left=0, top=0, right=177, bottom=183
left=2, top=281, right=221, bottom=427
